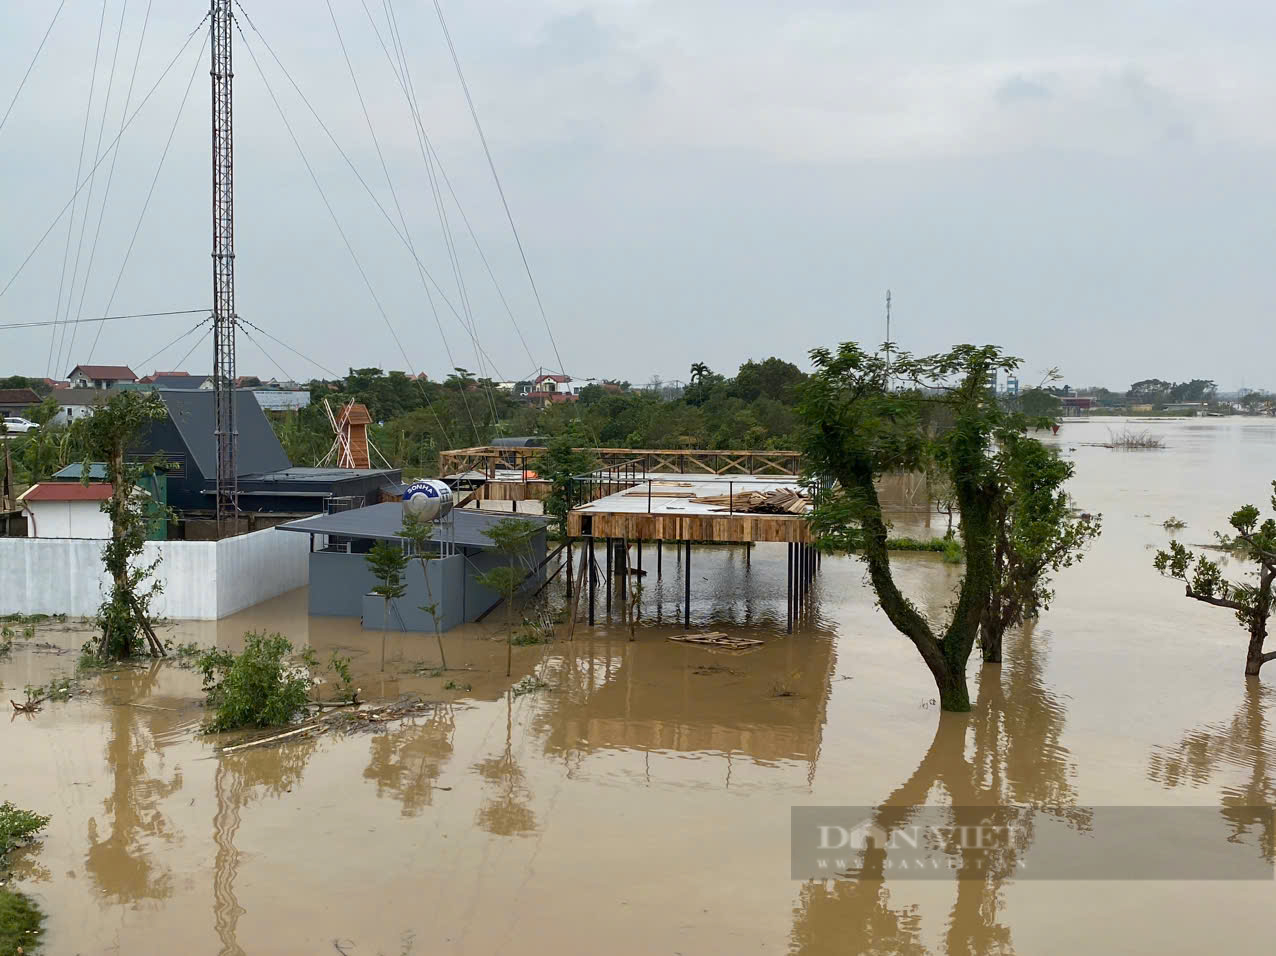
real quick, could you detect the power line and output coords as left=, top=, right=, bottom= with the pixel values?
left=90, top=20, right=204, bottom=362
left=237, top=323, right=294, bottom=385
left=0, top=0, right=68, bottom=139
left=238, top=320, right=341, bottom=380
left=173, top=325, right=213, bottom=372
left=0, top=14, right=210, bottom=307
left=431, top=0, right=566, bottom=376
left=49, top=0, right=110, bottom=378
left=233, top=20, right=455, bottom=450
left=70, top=0, right=156, bottom=367
left=0, top=308, right=209, bottom=332
left=360, top=0, right=537, bottom=376
left=325, top=0, right=483, bottom=444
left=230, top=0, right=505, bottom=379
left=131, top=315, right=211, bottom=372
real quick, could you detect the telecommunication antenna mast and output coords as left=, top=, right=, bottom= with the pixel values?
left=211, top=0, right=238, bottom=534
left=884, top=289, right=892, bottom=386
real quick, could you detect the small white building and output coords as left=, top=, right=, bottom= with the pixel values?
left=18, top=482, right=116, bottom=538
left=48, top=388, right=107, bottom=426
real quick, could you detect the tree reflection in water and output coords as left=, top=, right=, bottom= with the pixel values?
left=85, top=663, right=183, bottom=904
left=1148, top=678, right=1276, bottom=864
left=362, top=704, right=457, bottom=816
left=473, top=691, right=536, bottom=837
left=790, top=624, right=1086, bottom=955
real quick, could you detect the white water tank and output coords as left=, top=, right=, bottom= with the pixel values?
left=402, top=478, right=454, bottom=522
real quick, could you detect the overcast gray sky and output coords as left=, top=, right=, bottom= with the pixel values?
left=2, top=1, right=1273, bottom=391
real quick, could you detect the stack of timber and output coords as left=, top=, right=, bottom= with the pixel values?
left=692, top=487, right=808, bottom=514
left=668, top=632, right=764, bottom=650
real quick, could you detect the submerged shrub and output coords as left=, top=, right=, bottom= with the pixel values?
left=197, top=632, right=314, bottom=733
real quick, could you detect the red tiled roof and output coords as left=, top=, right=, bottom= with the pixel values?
left=19, top=482, right=115, bottom=502
left=536, top=374, right=571, bottom=383
left=69, top=364, right=136, bottom=379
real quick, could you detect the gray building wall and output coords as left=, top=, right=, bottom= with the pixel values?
left=308, top=529, right=547, bottom=631
left=361, top=553, right=464, bottom=633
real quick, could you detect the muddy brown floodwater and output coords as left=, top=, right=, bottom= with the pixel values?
left=2, top=417, right=1275, bottom=954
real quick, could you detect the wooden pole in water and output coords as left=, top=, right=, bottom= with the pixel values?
left=684, top=540, right=691, bottom=628
left=605, top=537, right=612, bottom=616
left=786, top=543, right=794, bottom=633
left=566, top=540, right=573, bottom=600
left=657, top=540, right=662, bottom=578
left=588, top=537, right=596, bottom=626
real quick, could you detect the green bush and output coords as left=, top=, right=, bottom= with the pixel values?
left=0, top=803, right=49, bottom=860
left=941, top=536, right=965, bottom=564
left=197, top=632, right=314, bottom=733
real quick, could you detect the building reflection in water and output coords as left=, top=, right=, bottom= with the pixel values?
left=789, top=623, right=1085, bottom=955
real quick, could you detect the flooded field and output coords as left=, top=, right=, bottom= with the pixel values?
left=2, top=418, right=1274, bottom=954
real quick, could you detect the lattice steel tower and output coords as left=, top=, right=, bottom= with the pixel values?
left=211, top=0, right=238, bottom=533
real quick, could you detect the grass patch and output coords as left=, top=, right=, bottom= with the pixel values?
left=884, top=537, right=948, bottom=553
left=1163, top=516, right=1186, bottom=532
left=0, top=888, right=45, bottom=955
left=443, top=679, right=472, bottom=692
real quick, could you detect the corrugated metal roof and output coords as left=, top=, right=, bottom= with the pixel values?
left=0, top=388, right=41, bottom=405
left=52, top=463, right=108, bottom=480
left=275, top=502, right=548, bottom=549
left=157, top=388, right=290, bottom=479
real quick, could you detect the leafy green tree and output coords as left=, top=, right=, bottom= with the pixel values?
left=196, top=632, right=316, bottom=731
left=534, top=431, right=599, bottom=533
left=367, top=541, right=409, bottom=673
left=1017, top=388, right=1061, bottom=417
left=800, top=342, right=1034, bottom=711
left=982, top=433, right=1101, bottom=662
left=730, top=357, right=806, bottom=402
left=82, top=391, right=169, bottom=660
left=1155, top=485, right=1276, bottom=676
left=1127, top=378, right=1173, bottom=403
left=400, top=512, right=447, bottom=671
left=475, top=518, right=539, bottom=677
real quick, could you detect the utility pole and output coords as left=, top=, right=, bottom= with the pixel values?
left=884, top=289, right=892, bottom=388
left=211, top=0, right=238, bottom=535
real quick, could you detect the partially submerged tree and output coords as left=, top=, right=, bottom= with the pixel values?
left=799, top=343, right=1091, bottom=711
left=82, top=391, right=169, bottom=659
left=982, top=432, right=1101, bottom=662
left=475, top=518, right=539, bottom=677
left=400, top=512, right=447, bottom=671
left=1155, top=485, right=1276, bottom=676
left=366, top=541, right=409, bottom=673
left=534, top=431, right=599, bottom=535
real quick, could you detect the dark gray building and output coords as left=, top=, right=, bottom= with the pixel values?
left=276, top=504, right=549, bottom=633
left=138, top=389, right=401, bottom=514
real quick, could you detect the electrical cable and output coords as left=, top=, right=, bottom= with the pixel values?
left=324, top=0, right=484, bottom=444
left=0, top=13, right=210, bottom=306
left=431, top=0, right=567, bottom=376
left=89, top=24, right=206, bottom=361
left=0, top=308, right=209, bottom=332
left=232, top=19, right=455, bottom=450
left=0, top=0, right=68, bottom=140
left=236, top=317, right=343, bottom=380
left=73, top=0, right=156, bottom=366
left=230, top=0, right=505, bottom=379
left=131, top=315, right=211, bottom=373
left=49, top=0, right=110, bottom=378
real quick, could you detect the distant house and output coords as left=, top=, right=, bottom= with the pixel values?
left=49, top=388, right=108, bottom=425
left=67, top=364, right=137, bottom=389
left=0, top=388, right=42, bottom=417
left=138, top=371, right=211, bottom=389
left=17, top=482, right=149, bottom=538
left=522, top=373, right=586, bottom=405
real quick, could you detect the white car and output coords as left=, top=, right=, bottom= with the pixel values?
left=1, top=416, right=38, bottom=434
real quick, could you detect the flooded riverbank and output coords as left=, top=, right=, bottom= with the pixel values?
left=2, top=418, right=1274, bottom=954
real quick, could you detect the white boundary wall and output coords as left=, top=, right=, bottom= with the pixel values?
left=0, top=528, right=308, bottom=620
